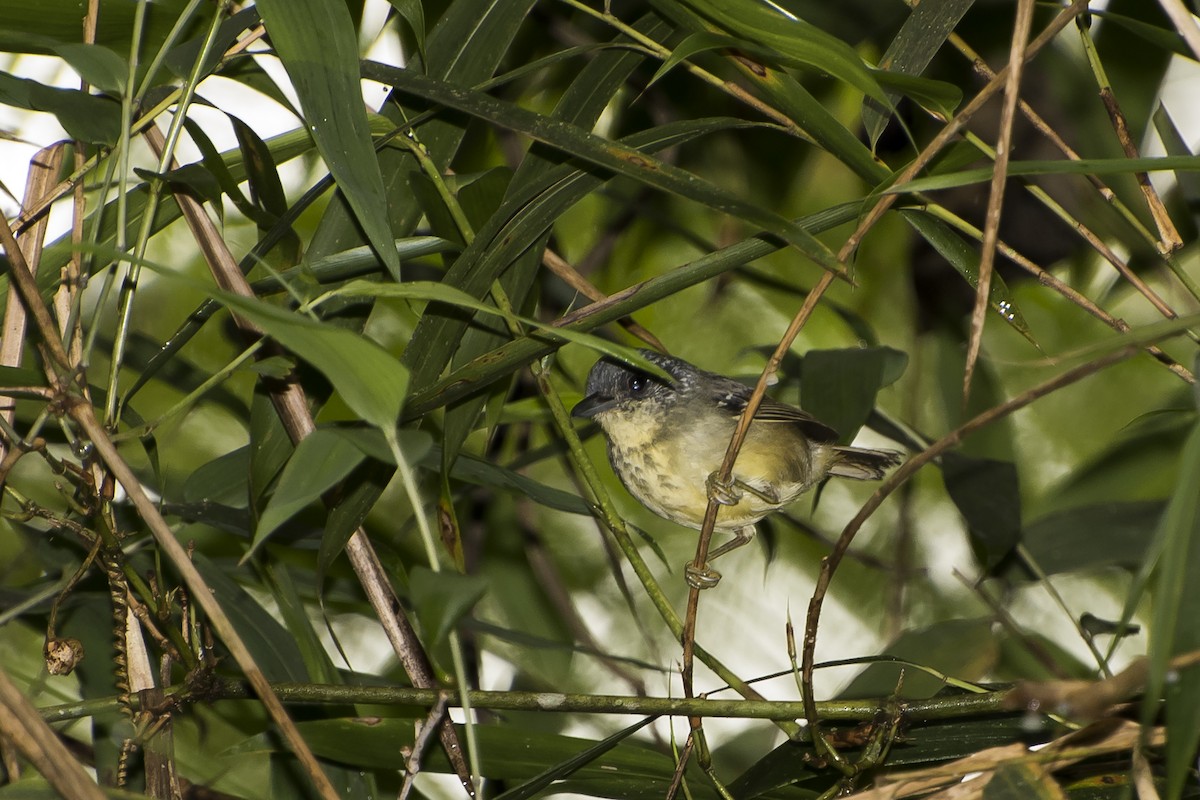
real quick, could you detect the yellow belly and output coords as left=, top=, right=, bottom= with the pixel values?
left=603, top=411, right=816, bottom=532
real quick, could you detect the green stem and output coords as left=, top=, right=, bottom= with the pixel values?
left=39, top=679, right=1016, bottom=724
left=106, top=2, right=230, bottom=425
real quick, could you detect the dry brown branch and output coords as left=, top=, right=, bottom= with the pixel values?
left=962, top=0, right=1035, bottom=407
left=141, top=125, right=476, bottom=796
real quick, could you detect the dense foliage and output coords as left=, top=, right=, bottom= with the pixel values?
left=0, top=0, right=1198, bottom=798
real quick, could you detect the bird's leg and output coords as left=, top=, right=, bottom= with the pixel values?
left=707, top=472, right=782, bottom=507
left=684, top=525, right=756, bottom=590
left=732, top=479, right=780, bottom=505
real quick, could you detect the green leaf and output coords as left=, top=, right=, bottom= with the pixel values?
left=1091, top=7, right=1192, bottom=58
left=52, top=43, right=127, bottom=93
left=191, top=554, right=306, bottom=682
left=838, top=618, right=998, bottom=699
left=318, top=463, right=390, bottom=581
left=494, top=717, right=658, bottom=800
left=255, top=0, right=401, bottom=278
left=869, top=69, right=961, bottom=122
left=676, top=0, right=889, bottom=104
left=647, top=31, right=747, bottom=88
left=899, top=209, right=1034, bottom=342
left=251, top=428, right=369, bottom=557
left=1143, top=417, right=1200, bottom=799
left=183, top=446, right=251, bottom=509
left=1011, top=501, right=1165, bottom=578
left=214, top=290, right=409, bottom=430
left=941, top=452, right=1021, bottom=569
left=231, top=114, right=291, bottom=224
left=387, top=0, right=426, bottom=65
left=863, top=0, right=974, bottom=147
left=894, top=155, right=1200, bottom=194
left=360, top=61, right=846, bottom=278
left=444, top=451, right=591, bottom=515
left=0, top=0, right=200, bottom=56
left=800, top=347, right=908, bottom=444
left=263, top=561, right=340, bottom=684
left=248, top=390, right=295, bottom=514
left=409, top=566, right=488, bottom=650
left=0, top=72, right=120, bottom=145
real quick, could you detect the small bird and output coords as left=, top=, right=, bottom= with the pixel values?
left=572, top=350, right=903, bottom=588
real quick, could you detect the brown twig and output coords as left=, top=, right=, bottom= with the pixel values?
left=1075, top=16, right=1182, bottom=255
left=0, top=666, right=107, bottom=800
left=541, top=247, right=666, bottom=352
left=400, top=693, right=450, bottom=800
left=842, top=0, right=1088, bottom=261
left=926, top=208, right=1194, bottom=383
left=0, top=144, right=65, bottom=462
left=678, top=268, right=837, bottom=775
left=962, top=0, right=1035, bottom=408
left=0, top=205, right=341, bottom=800
left=140, top=126, right=476, bottom=796
left=800, top=344, right=1144, bottom=741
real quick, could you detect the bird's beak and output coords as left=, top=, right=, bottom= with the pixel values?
left=572, top=393, right=615, bottom=418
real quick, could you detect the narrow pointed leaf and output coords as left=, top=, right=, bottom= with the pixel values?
left=255, top=0, right=401, bottom=278
left=1144, top=416, right=1200, bottom=799
left=677, top=0, right=888, bottom=104
left=863, top=0, right=974, bottom=147
left=801, top=347, right=908, bottom=444
left=942, top=452, right=1021, bottom=569
left=52, top=43, right=127, bottom=93
left=251, top=429, right=369, bottom=557
left=360, top=61, right=846, bottom=278
left=214, top=291, right=409, bottom=430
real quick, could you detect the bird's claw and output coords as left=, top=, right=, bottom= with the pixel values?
left=705, top=472, right=742, bottom=506
left=685, top=562, right=723, bottom=590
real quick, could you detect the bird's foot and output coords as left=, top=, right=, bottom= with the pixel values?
left=684, top=562, right=723, bottom=590
left=706, top=472, right=742, bottom=506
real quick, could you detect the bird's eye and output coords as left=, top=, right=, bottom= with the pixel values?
left=627, top=375, right=647, bottom=395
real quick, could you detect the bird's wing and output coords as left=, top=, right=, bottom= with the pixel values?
left=712, top=380, right=840, bottom=443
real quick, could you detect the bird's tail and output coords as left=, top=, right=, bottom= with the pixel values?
left=827, top=446, right=904, bottom=480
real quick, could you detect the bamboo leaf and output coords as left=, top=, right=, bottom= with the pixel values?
left=52, top=43, right=127, bottom=93
left=255, top=0, right=401, bottom=278
left=863, top=0, right=974, bottom=147
left=942, top=453, right=1022, bottom=569
left=676, top=0, right=889, bottom=103
left=216, top=292, right=409, bottom=430
left=328, top=279, right=670, bottom=380
left=361, top=61, right=845, bottom=278
left=893, top=155, right=1200, bottom=194
left=251, top=429, right=369, bottom=558
left=1143, top=414, right=1200, bottom=799
left=800, top=347, right=908, bottom=444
